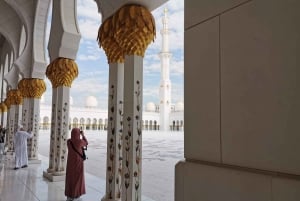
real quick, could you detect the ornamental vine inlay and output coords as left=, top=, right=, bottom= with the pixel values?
left=124, top=80, right=142, bottom=201
left=49, top=103, right=56, bottom=171
left=117, top=100, right=123, bottom=197
left=134, top=80, right=142, bottom=201
left=107, top=84, right=123, bottom=199
left=108, top=84, right=115, bottom=198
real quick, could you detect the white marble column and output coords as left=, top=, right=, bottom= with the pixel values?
left=98, top=16, right=125, bottom=201
left=28, top=98, right=41, bottom=160
left=122, top=55, right=143, bottom=201
left=3, top=102, right=9, bottom=146
left=5, top=89, right=23, bottom=154
left=0, top=103, right=7, bottom=127
left=43, top=57, right=78, bottom=182
left=98, top=5, right=155, bottom=200
left=18, top=78, right=46, bottom=161
left=53, top=86, right=70, bottom=176
left=21, top=98, right=30, bottom=131
left=22, top=98, right=42, bottom=161
left=102, top=63, right=124, bottom=201
left=6, top=105, right=15, bottom=153
left=47, top=87, right=58, bottom=173
left=44, top=0, right=80, bottom=182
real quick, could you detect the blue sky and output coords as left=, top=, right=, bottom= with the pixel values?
left=43, top=0, right=184, bottom=110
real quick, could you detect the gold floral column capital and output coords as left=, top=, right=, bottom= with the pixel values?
left=97, top=16, right=124, bottom=63
left=18, top=78, right=46, bottom=99
left=0, top=103, right=7, bottom=112
left=113, top=4, right=156, bottom=57
left=46, top=57, right=78, bottom=88
left=4, top=98, right=10, bottom=109
left=7, top=89, right=23, bottom=105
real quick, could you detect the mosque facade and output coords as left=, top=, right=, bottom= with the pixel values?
left=39, top=96, right=184, bottom=131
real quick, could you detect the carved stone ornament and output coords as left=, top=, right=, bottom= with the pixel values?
left=46, top=57, right=78, bottom=88
left=18, top=78, right=46, bottom=98
left=0, top=103, right=7, bottom=112
left=97, top=16, right=124, bottom=64
left=3, top=98, right=10, bottom=109
left=98, top=4, right=156, bottom=59
left=7, top=89, right=23, bottom=105
left=113, top=4, right=156, bottom=57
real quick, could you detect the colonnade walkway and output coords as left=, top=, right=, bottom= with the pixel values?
left=0, top=154, right=155, bottom=201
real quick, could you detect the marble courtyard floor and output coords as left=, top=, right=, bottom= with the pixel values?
left=2, top=130, right=184, bottom=201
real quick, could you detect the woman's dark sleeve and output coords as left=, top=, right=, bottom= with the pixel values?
left=82, top=135, right=88, bottom=146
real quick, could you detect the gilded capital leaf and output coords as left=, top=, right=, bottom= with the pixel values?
left=7, top=89, right=23, bottom=105
left=113, top=4, right=156, bottom=57
left=18, top=78, right=46, bottom=99
left=97, top=16, right=124, bottom=63
left=4, top=99, right=10, bottom=109
left=0, top=103, right=7, bottom=112
left=46, top=57, right=78, bottom=88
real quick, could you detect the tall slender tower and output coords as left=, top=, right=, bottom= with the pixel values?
left=159, top=8, right=172, bottom=131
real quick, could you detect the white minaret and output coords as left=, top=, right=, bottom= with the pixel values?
left=159, top=8, right=172, bottom=131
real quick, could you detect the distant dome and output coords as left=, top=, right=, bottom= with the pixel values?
left=85, top=96, right=98, bottom=108
left=175, top=102, right=184, bottom=111
left=146, top=102, right=156, bottom=112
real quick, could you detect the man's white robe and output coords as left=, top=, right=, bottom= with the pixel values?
left=14, top=130, right=33, bottom=168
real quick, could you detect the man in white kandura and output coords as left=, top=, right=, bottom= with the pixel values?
left=14, top=124, right=33, bottom=170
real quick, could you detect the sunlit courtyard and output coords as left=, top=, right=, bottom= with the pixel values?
left=38, top=130, right=184, bottom=201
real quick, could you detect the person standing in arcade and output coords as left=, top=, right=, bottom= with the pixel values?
left=65, top=127, right=88, bottom=201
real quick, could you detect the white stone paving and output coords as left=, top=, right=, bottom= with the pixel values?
left=0, top=130, right=183, bottom=201
left=38, top=130, right=184, bottom=201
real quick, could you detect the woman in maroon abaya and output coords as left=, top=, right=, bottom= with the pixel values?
left=65, top=128, right=88, bottom=201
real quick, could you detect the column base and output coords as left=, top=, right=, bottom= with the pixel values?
left=101, top=196, right=121, bottom=201
left=5, top=151, right=14, bottom=156
left=43, top=170, right=65, bottom=182
left=29, top=159, right=41, bottom=164
left=47, top=168, right=54, bottom=173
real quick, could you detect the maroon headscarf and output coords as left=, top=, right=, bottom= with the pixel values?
left=69, top=128, right=88, bottom=150
left=71, top=128, right=81, bottom=140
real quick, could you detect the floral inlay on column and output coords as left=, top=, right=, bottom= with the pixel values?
left=98, top=15, right=125, bottom=200
left=98, top=4, right=155, bottom=201
left=3, top=99, right=11, bottom=149
left=6, top=89, right=23, bottom=153
left=123, top=80, right=142, bottom=201
left=18, top=78, right=46, bottom=159
left=118, top=99, right=123, bottom=196
left=48, top=102, right=56, bottom=171
left=134, top=80, right=142, bottom=200
left=108, top=84, right=115, bottom=197
left=46, top=57, right=78, bottom=174
left=111, top=4, right=155, bottom=201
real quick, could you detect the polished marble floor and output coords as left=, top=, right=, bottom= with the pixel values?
left=0, top=153, right=155, bottom=201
